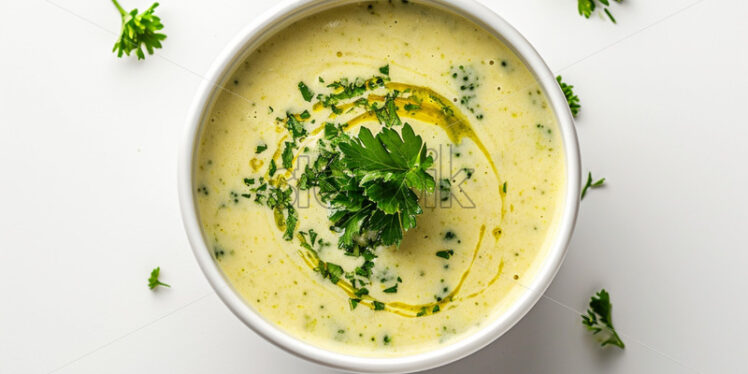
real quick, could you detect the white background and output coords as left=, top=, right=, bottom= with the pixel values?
left=2, top=0, right=746, bottom=373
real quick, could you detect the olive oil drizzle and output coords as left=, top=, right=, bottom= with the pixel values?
left=296, top=225, right=487, bottom=318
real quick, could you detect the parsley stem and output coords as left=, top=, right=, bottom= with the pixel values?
left=111, top=0, right=126, bottom=17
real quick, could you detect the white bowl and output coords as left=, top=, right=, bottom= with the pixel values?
left=178, top=0, right=581, bottom=372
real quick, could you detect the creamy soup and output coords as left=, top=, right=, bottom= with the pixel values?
left=195, top=1, right=565, bottom=356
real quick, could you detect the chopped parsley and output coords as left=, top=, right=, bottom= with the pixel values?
left=436, top=249, right=454, bottom=259
left=582, top=289, right=625, bottom=348
left=373, top=301, right=386, bottom=310
left=256, top=144, right=268, bottom=154
left=383, top=284, right=398, bottom=293
left=298, top=81, right=314, bottom=102
left=281, top=142, right=295, bottom=169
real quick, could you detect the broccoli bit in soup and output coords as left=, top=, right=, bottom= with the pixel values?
left=195, top=1, right=565, bottom=356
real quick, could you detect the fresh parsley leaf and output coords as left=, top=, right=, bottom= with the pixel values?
left=111, top=1, right=166, bottom=60
left=436, top=249, right=454, bottom=259
left=255, top=144, right=268, bottom=154
left=557, top=76, right=581, bottom=118
left=432, top=305, right=440, bottom=313
left=338, top=123, right=434, bottom=236
left=349, top=298, right=360, bottom=310
left=383, top=284, right=398, bottom=293
left=148, top=266, right=170, bottom=289
left=379, top=64, right=390, bottom=75
left=581, top=172, right=606, bottom=200
left=298, top=81, right=314, bottom=102
left=582, top=289, right=625, bottom=348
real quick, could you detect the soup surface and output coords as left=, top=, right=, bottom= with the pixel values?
left=196, top=1, right=565, bottom=356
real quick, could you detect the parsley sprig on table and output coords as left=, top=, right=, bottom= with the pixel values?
left=582, top=289, right=625, bottom=348
left=557, top=76, right=580, bottom=118
left=148, top=266, right=170, bottom=289
left=111, top=0, right=166, bottom=60
left=578, top=0, right=623, bottom=24
left=581, top=172, right=606, bottom=200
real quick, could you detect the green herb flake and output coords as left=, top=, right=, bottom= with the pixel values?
left=281, top=142, right=295, bottom=169
left=383, top=284, right=398, bottom=293
left=379, top=64, right=390, bottom=75
left=298, top=81, right=314, bottom=102
left=373, top=301, right=386, bottom=311
left=403, top=103, right=421, bottom=112
left=436, top=249, right=454, bottom=259
left=349, top=298, right=360, bottom=310
left=268, top=159, right=277, bottom=177
left=354, top=287, right=370, bottom=298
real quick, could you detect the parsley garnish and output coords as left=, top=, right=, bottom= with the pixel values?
left=557, top=76, right=580, bottom=118
left=383, top=284, right=398, bottom=293
left=578, top=0, right=623, bottom=23
left=373, top=301, right=386, bottom=310
left=436, top=249, right=454, bottom=259
left=298, top=81, right=314, bottom=102
left=581, top=172, right=606, bottom=200
left=111, top=0, right=166, bottom=60
left=336, top=123, right=435, bottom=241
left=255, top=144, right=268, bottom=154
left=379, top=64, right=390, bottom=75
left=349, top=298, right=360, bottom=310
left=148, top=266, right=170, bottom=289
left=582, top=289, right=625, bottom=348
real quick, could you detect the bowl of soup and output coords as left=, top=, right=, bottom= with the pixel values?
left=179, top=0, right=581, bottom=372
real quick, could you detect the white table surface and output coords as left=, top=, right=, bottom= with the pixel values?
left=2, top=0, right=746, bottom=373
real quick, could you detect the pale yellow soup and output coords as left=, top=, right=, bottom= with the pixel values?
left=196, top=1, right=565, bottom=356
